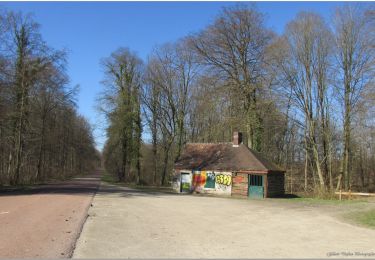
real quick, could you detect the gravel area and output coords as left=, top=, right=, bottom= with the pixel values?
left=73, top=182, right=375, bottom=258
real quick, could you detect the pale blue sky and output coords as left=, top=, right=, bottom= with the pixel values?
left=1, top=1, right=343, bottom=150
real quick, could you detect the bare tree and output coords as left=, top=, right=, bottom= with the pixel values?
left=270, top=12, right=334, bottom=192
left=0, top=11, right=98, bottom=185
left=100, top=48, right=143, bottom=182
left=142, top=61, right=161, bottom=184
left=333, top=5, right=375, bottom=190
left=143, top=40, right=198, bottom=185
left=189, top=4, right=274, bottom=151
left=313, top=16, right=335, bottom=191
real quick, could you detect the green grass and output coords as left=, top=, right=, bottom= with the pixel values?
left=101, top=172, right=118, bottom=184
left=277, top=197, right=368, bottom=205
left=100, top=173, right=174, bottom=193
left=126, top=183, right=174, bottom=193
left=346, top=209, right=375, bottom=228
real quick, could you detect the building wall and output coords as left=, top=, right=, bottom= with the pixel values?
left=172, top=169, right=192, bottom=193
left=231, top=173, right=249, bottom=197
left=267, top=173, right=285, bottom=197
left=172, top=169, right=232, bottom=195
left=192, top=171, right=232, bottom=195
left=172, top=169, right=181, bottom=192
left=173, top=170, right=285, bottom=198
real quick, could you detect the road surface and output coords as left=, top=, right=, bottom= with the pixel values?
left=0, top=171, right=101, bottom=258
left=74, top=182, right=375, bottom=259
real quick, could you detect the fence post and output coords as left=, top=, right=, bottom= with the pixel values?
left=339, top=189, right=342, bottom=201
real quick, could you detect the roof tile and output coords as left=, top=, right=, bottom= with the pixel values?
left=175, top=143, right=284, bottom=172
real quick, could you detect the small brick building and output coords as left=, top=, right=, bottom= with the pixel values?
left=172, top=132, right=285, bottom=198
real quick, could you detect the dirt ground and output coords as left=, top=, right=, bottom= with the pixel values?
left=0, top=171, right=101, bottom=258
left=73, top=183, right=375, bottom=259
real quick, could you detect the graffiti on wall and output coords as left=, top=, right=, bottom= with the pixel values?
left=205, top=172, right=215, bottom=188
left=192, top=171, right=206, bottom=192
left=190, top=171, right=232, bottom=193
left=192, top=171, right=217, bottom=190
left=181, top=183, right=191, bottom=190
left=215, top=174, right=232, bottom=186
left=192, top=171, right=205, bottom=187
left=215, top=173, right=232, bottom=192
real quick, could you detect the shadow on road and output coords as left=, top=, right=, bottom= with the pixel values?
left=95, top=183, right=181, bottom=199
left=0, top=177, right=301, bottom=199
left=0, top=171, right=102, bottom=197
left=0, top=170, right=180, bottom=198
left=271, top=193, right=301, bottom=199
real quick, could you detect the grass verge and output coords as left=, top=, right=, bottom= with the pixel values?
left=125, top=183, right=174, bottom=193
left=275, top=196, right=368, bottom=205
left=100, top=173, right=174, bottom=193
left=345, top=209, right=375, bottom=229
left=101, top=172, right=118, bottom=184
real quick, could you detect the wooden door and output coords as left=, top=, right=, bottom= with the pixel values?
left=248, top=175, right=264, bottom=198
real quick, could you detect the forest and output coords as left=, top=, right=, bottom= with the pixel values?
left=0, top=11, right=99, bottom=185
left=100, top=3, right=375, bottom=196
left=0, top=4, right=374, bottom=196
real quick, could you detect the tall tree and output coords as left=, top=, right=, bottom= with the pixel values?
left=333, top=5, right=375, bottom=190
left=3, top=12, right=66, bottom=184
left=0, top=11, right=98, bottom=185
left=271, top=12, right=334, bottom=192
left=143, top=41, right=198, bottom=185
left=189, top=4, right=274, bottom=151
left=100, top=48, right=143, bottom=182
left=142, top=61, right=161, bottom=185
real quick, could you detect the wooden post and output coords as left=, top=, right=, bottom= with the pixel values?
left=335, top=191, right=375, bottom=197
left=336, top=173, right=343, bottom=191
left=349, top=189, right=351, bottom=200
left=339, top=189, right=342, bottom=201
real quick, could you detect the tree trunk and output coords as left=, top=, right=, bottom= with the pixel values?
left=152, top=132, right=158, bottom=185
left=161, top=140, right=173, bottom=186
left=343, top=93, right=351, bottom=190
left=36, top=115, right=46, bottom=181
left=161, top=148, right=169, bottom=186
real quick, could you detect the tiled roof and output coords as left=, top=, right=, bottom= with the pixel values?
left=174, top=143, right=284, bottom=173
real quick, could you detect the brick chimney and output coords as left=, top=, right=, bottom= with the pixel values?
left=232, top=131, right=242, bottom=147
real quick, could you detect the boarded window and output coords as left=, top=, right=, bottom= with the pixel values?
left=205, top=172, right=215, bottom=189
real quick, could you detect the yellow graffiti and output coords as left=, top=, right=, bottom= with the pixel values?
left=215, top=174, right=232, bottom=186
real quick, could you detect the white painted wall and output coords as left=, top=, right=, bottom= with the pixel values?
left=172, top=170, right=192, bottom=193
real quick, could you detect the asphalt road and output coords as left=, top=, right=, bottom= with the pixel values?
left=74, top=182, right=375, bottom=259
left=0, top=170, right=101, bottom=258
